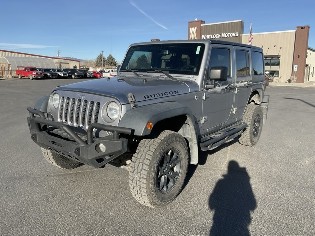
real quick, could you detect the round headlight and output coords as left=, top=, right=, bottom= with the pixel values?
left=106, top=101, right=120, bottom=121
left=50, top=93, right=60, bottom=109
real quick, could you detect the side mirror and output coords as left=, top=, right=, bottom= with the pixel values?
left=208, top=66, right=228, bottom=81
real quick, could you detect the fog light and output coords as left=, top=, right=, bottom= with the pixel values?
left=96, top=143, right=106, bottom=153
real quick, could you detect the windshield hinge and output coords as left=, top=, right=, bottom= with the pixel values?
left=128, top=93, right=137, bottom=108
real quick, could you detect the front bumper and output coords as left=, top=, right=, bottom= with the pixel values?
left=27, top=107, right=134, bottom=168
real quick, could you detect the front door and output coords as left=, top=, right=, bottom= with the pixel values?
left=200, top=46, right=234, bottom=135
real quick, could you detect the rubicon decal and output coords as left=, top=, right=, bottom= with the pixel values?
left=144, top=90, right=179, bottom=100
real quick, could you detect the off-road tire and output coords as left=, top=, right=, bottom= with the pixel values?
left=129, top=130, right=189, bottom=208
left=41, top=148, right=82, bottom=169
left=239, top=103, right=263, bottom=146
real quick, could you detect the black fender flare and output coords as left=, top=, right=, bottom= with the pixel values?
left=118, top=102, right=195, bottom=136
left=118, top=102, right=200, bottom=164
left=34, top=96, right=49, bottom=113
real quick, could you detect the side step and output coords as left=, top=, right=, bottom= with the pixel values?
left=200, top=123, right=247, bottom=151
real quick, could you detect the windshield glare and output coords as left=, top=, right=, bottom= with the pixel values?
left=120, top=43, right=205, bottom=76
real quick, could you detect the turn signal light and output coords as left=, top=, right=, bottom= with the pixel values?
left=146, top=122, right=154, bottom=130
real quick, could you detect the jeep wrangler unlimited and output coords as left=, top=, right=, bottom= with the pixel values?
left=27, top=40, right=269, bottom=208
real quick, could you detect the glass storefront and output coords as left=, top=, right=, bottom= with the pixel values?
left=264, top=56, right=280, bottom=78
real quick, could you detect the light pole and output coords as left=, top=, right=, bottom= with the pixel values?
left=101, top=50, right=104, bottom=70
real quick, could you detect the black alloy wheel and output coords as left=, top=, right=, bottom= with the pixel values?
left=157, top=148, right=181, bottom=193
left=252, top=114, right=262, bottom=138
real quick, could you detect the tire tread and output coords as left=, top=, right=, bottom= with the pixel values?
left=129, top=130, right=188, bottom=208
left=239, top=103, right=263, bottom=146
left=41, top=148, right=81, bottom=169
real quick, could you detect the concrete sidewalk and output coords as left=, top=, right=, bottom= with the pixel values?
left=269, top=81, right=315, bottom=88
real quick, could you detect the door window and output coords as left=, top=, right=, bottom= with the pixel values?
left=209, top=47, right=231, bottom=76
left=236, top=50, right=250, bottom=77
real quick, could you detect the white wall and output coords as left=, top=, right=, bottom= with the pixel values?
left=306, top=49, right=315, bottom=82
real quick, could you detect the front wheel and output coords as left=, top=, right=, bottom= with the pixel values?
left=129, top=130, right=189, bottom=208
left=41, top=148, right=82, bottom=169
left=239, top=103, right=263, bottom=146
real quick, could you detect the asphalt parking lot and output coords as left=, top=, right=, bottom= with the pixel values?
left=0, top=78, right=314, bottom=235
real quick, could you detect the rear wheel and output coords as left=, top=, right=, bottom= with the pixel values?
left=41, top=148, right=82, bottom=169
left=129, top=130, right=189, bottom=208
left=239, top=103, right=263, bottom=146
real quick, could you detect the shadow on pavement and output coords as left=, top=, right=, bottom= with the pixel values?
left=183, top=139, right=239, bottom=192
left=198, top=139, right=239, bottom=166
left=284, top=97, right=315, bottom=108
left=209, top=160, right=257, bottom=236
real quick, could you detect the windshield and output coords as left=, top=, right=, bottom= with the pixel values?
left=120, top=43, right=205, bottom=76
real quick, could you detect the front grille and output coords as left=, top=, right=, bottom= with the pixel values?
left=58, top=96, right=100, bottom=129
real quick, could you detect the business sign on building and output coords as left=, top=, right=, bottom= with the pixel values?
left=202, top=32, right=240, bottom=40
left=188, top=20, right=244, bottom=43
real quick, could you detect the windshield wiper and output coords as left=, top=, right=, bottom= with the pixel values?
left=146, top=69, right=177, bottom=80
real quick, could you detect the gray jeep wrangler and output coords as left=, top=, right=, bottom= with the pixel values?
left=27, top=40, right=269, bottom=208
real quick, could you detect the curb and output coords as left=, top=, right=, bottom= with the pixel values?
left=269, top=82, right=315, bottom=88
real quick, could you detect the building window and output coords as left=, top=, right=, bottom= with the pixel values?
left=264, top=56, right=280, bottom=67
left=236, top=49, right=250, bottom=77
left=264, top=55, right=280, bottom=78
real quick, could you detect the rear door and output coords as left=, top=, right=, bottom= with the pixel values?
left=231, top=47, right=252, bottom=122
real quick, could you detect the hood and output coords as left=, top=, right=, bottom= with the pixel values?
left=57, top=76, right=198, bottom=104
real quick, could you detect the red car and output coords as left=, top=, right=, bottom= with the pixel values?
left=92, top=71, right=102, bottom=78
left=16, top=66, right=43, bottom=80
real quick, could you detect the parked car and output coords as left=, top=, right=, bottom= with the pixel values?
left=52, top=69, right=68, bottom=78
left=16, top=66, right=43, bottom=80
left=102, top=69, right=117, bottom=77
left=41, top=68, right=58, bottom=79
left=63, top=69, right=84, bottom=79
left=86, top=71, right=93, bottom=78
left=92, top=71, right=102, bottom=78
left=78, top=69, right=89, bottom=78
left=27, top=39, right=269, bottom=208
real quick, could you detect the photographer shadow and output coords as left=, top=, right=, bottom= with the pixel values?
left=209, top=160, right=257, bottom=236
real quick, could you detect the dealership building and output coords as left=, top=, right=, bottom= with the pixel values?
left=188, top=20, right=313, bottom=83
left=0, top=50, right=80, bottom=78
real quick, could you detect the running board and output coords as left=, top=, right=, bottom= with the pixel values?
left=200, top=123, right=247, bottom=151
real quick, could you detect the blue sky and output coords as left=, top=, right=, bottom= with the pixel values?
left=1, top=0, right=314, bottom=62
